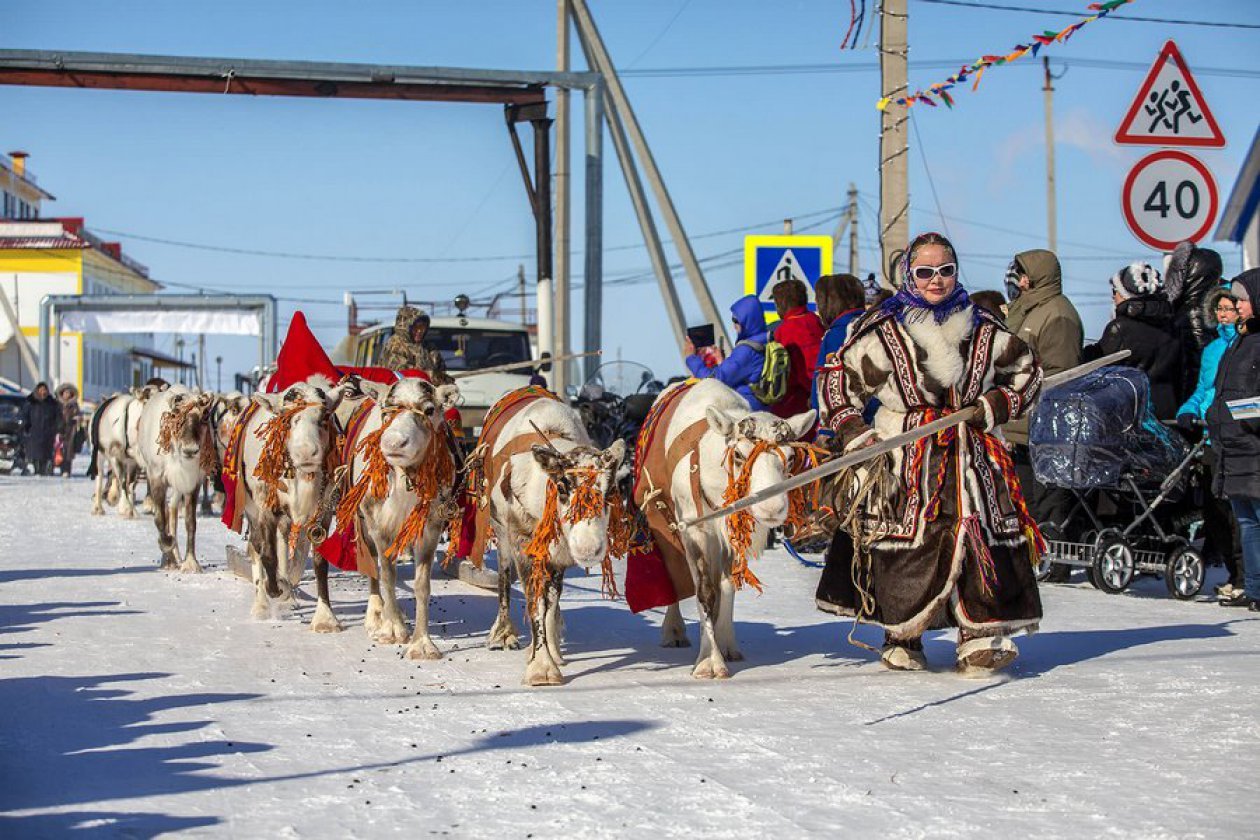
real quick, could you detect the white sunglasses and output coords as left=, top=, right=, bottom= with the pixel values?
left=910, top=263, right=958, bottom=282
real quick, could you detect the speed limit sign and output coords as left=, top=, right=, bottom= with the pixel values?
left=1122, top=150, right=1218, bottom=251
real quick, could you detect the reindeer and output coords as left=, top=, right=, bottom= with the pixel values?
left=89, top=390, right=146, bottom=517
left=236, top=379, right=350, bottom=627
left=640, top=379, right=815, bottom=679
left=136, top=386, right=218, bottom=572
left=336, top=377, right=460, bottom=660
left=472, top=394, right=626, bottom=686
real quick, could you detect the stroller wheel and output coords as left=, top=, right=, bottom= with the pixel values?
left=1091, top=533, right=1134, bottom=594
left=1164, top=547, right=1205, bottom=600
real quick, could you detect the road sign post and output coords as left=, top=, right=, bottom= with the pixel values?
left=1115, top=40, right=1224, bottom=251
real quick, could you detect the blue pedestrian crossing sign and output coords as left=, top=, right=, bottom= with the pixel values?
left=743, top=235, right=833, bottom=323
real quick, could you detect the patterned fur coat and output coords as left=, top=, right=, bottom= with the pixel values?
left=817, top=304, right=1044, bottom=639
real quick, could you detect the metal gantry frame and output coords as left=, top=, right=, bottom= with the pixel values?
left=0, top=48, right=605, bottom=394
left=37, top=293, right=278, bottom=385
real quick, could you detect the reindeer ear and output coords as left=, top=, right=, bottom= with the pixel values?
left=601, top=438, right=626, bottom=470
left=251, top=393, right=283, bottom=413
left=435, top=384, right=460, bottom=410
left=357, top=380, right=389, bottom=403
left=232, top=395, right=251, bottom=412
left=705, top=406, right=735, bottom=437
left=785, top=409, right=817, bottom=442
left=531, top=443, right=570, bottom=477
left=196, top=392, right=214, bottom=408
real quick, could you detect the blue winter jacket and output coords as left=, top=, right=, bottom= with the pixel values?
left=1178, top=321, right=1237, bottom=421
left=809, top=308, right=864, bottom=413
left=686, top=295, right=768, bottom=410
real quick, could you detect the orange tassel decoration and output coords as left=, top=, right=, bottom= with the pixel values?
left=721, top=440, right=786, bottom=593
left=523, top=482, right=561, bottom=616
left=383, top=429, right=456, bottom=560
left=252, top=401, right=314, bottom=510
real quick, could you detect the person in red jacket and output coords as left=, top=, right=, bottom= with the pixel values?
left=769, top=278, right=825, bottom=419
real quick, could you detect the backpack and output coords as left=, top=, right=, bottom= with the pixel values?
left=738, top=339, right=790, bottom=406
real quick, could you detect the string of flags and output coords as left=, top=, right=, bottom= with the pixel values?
left=874, top=0, right=1136, bottom=111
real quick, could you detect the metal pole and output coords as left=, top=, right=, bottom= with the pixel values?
left=569, top=0, right=727, bottom=344
left=878, top=0, right=909, bottom=289
left=783, top=218, right=793, bottom=235
left=1043, top=56, right=1057, bottom=253
left=517, top=264, right=527, bottom=324
left=533, top=113, right=560, bottom=393
left=602, top=92, right=688, bottom=356
left=848, top=182, right=860, bottom=275
left=555, top=0, right=572, bottom=390
left=582, top=78, right=605, bottom=382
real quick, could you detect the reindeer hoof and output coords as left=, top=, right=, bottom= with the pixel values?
left=310, top=603, right=343, bottom=634
left=692, top=660, right=730, bottom=680
left=159, top=560, right=179, bottom=572
left=122, top=510, right=136, bottom=520
left=91, top=507, right=104, bottom=517
left=373, top=618, right=411, bottom=645
left=660, top=636, right=691, bottom=648
left=488, top=635, right=521, bottom=651
left=406, top=640, right=443, bottom=661
left=722, top=648, right=745, bottom=662
left=179, top=560, right=203, bottom=575
left=251, top=602, right=269, bottom=620
left=523, top=661, right=564, bottom=686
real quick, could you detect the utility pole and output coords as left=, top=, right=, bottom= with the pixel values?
left=1043, top=56, right=1057, bottom=253
left=554, top=0, right=572, bottom=392
left=848, top=182, right=860, bottom=275
left=878, top=0, right=909, bottom=289
left=783, top=218, right=793, bottom=235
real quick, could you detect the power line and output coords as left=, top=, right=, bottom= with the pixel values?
left=619, top=57, right=1260, bottom=79
left=86, top=205, right=844, bottom=267
left=912, top=0, right=1260, bottom=29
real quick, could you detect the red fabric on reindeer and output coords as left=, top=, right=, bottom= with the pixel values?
left=267, top=312, right=342, bottom=392
left=624, top=544, right=678, bottom=613
left=267, top=311, right=431, bottom=393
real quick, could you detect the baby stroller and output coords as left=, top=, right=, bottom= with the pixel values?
left=1029, top=367, right=1206, bottom=600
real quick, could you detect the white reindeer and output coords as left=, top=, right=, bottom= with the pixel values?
left=480, top=397, right=626, bottom=686
left=648, top=379, right=815, bottom=679
left=137, top=385, right=218, bottom=572
left=340, top=378, right=460, bottom=660
left=237, top=379, right=349, bottom=627
left=89, top=390, right=146, bottom=517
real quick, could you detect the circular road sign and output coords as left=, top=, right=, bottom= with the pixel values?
left=1122, top=149, right=1218, bottom=251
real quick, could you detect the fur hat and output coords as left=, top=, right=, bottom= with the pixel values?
left=1110, top=262, right=1163, bottom=300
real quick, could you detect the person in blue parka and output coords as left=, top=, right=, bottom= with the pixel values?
left=684, top=294, right=768, bottom=411
left=1177, top=285, right=1243, bottom=600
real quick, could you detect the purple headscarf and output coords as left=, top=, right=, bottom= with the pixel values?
left=879, top=232, right=975, bottom=325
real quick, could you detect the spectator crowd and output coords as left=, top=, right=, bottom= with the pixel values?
left=684, top=239, right=1260, bottom=612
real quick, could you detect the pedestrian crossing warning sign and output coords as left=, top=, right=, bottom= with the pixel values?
left=743, top=235, right=833, bottom=323
left=1114, top=40, right=1225, bottom=148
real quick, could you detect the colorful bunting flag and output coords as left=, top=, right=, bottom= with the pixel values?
left=875, top=0, right=1135, bottom=111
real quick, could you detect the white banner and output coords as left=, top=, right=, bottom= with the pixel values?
left=60, top=309, right=262, bottom=336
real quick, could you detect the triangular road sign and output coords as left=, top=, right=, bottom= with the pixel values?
left=1115, top=40, right=1225, bottom=148
left=757, top=248, right=815, bottom=305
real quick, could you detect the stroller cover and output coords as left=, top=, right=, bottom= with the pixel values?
left=1029, top=367, right=1187, bottom=489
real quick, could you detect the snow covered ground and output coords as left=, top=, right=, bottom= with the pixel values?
left=1, top=472, right=1257, bottom=839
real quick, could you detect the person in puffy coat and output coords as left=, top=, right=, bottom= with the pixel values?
left=1003, top=249, right=1084, bottom=575
left=1084, top=262, right=1183, bottom=420
left=1208, top=270, right=1260, bottom=610
left=1177, top=287, right=1243, bottom=599
left=685, top=295, right=768, bottom=411
left=768, top=278, right=824, bottom=419
left=1166, top=241, right=1225, bottom=400
left=22, top=382, right=59, bottom=476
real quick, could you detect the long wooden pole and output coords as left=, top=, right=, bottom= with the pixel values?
left=878, top=0, right=909, bottom=289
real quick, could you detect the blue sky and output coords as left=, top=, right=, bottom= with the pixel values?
left=3, top=0, right=1258, bottom=383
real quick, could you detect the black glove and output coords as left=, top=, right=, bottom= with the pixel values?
left=1176, top=413, right=1197, bottom=430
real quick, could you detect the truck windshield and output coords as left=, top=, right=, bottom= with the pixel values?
left=426, top=327, right=532, bottom=372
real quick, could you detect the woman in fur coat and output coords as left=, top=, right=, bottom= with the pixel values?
left=817, top=232, right=1045, bottom=675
